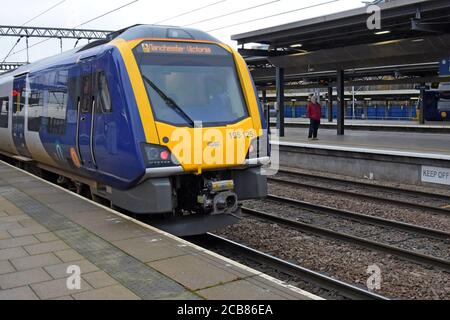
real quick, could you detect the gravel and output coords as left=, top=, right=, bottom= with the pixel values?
left=273, top=172, right=450, bottom=208
left=202, top=243, right=348, bottom=300
left=243, top=198, right=450, bottom=261
left=268, top=182, right=450, bottom=233
left=216, top=217, right=450, bottom=300
left=278, top=166, right=450, bottom=198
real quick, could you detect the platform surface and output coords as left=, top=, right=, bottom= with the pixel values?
left=0, top=161, right=317, bottom=300
left=274, top=127, right=450, bottom=159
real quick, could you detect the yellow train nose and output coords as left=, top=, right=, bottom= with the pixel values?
left=155, top=119, right=258, bottom=172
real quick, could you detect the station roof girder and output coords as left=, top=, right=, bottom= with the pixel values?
left=0, top=62, right=27, bottom=72
left=232, top=0, right=450, bottom=51
left=233, top=0, right=450, bottom=84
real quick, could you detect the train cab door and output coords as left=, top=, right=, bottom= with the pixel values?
left=12, top=73, right=32, bottom=158
left=77, top=59, right=97, bottom=170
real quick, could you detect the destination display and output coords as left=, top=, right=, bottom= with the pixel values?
left=136, top=41, right=227, bottom=56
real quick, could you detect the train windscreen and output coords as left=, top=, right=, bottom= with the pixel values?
left=133, top=41, right=249, bottom=127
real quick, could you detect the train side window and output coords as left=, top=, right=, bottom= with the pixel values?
left=28, top=91, right=44, bottom=132
left=81, top=75, right=92, bottom=113
left=0, top=97, right=8, bottom=128
left=47, top=90, right=68, bottom=135
left=97, top=72, right=112, bottom=113
left=14, top=90, right=26, bottom=115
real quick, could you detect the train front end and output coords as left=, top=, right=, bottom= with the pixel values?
left=112, top=28, right=269, bottom=236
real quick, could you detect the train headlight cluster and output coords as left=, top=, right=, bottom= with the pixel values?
left=141, top=143, right=178, bottom=168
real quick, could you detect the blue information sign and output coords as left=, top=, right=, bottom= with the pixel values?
left=440, top=58, right=450, bottom=76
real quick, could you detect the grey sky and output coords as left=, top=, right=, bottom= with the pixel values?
left=0, top=0, right=364, bottom=62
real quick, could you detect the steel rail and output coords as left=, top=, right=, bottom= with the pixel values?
left=203, top=233, right=390, bottom=300
left=270, top=171, right=450, bottom=216
left=277, top=168, right=450, bottom=203
left=241, top=207, right=450, bottom=270
left=266, top=194, right=450, bottom=241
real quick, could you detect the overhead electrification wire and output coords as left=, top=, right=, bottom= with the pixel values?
left=1, top=37, right=23, bottom=64
left=7, top=0, right=139, bottom=59
left=183, top=0, right=281, bottom=27
left=21, top=0, right=68, bottom=26
left=75, top=0, right=139, bottom=28
left=0, top=0, right=67, bottom=61
left=207, top=0, right=340, bottom=32
left=154, top=0, right=227, bottom=25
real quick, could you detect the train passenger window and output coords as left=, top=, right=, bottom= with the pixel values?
left=81, top=75, right=92, bottom=113
left=14, top=90, right=26, bottom=115
left=47, top=90, right=67, bottom=135
left=28, top=91, right=44, bottom=132
left=0, top=97, right=8, bottom=128
left=97, top=72, right=112, bottom=113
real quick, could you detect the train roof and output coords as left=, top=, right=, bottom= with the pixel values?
left=109, top=24, right=221, bottom=43
left=0, top=25, right=221, bottom=79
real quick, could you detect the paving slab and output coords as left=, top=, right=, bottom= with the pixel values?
left=0, top=231, right=10, bottom=240
left=8, top=225, right=49, bottom=237
left=53, top=249, right=84, bottom=263
left=0, top=222, right=23, bottom=232
left=24, top=240, right=70, bottom=255
left=149, top=254, right=244, bottom=291
left=10, top=253, right=62, bottom=271
left=82, top=270, right=118, bottom=289
left=113, top=237, right=190, bottom=263
left=0, top=286, right=39, bottom=300
left=0, top=235, right=39, bottom=250
left=0, top=247, right=29, bottom=261
left=0, top=261, right=15, bottom=275
left=44, top=260, right=99, bottom=279
left=34, top=232, right=59, bottom=243
left=0, top=161, right=319, bottom=300
left=31, top=278, right=92, bottom=300
left=0, top=268, right=52, bottom=289
left=72, top=285, right=140, bottom=300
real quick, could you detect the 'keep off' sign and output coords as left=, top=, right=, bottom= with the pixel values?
left=422, top=166, right=450, bottom=186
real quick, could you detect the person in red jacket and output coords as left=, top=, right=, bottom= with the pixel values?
left=306, top=95, right=322, bottom=140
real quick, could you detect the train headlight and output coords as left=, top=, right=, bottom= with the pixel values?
left=141, top=143, right=178, bottom=168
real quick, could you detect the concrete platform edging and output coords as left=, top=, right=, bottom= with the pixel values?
left=275, top=143, right=450, bottom=189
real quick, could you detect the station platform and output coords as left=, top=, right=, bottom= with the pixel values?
left=272, top=127, right=450, bottom=189
left=271, top=118, right=450, bottom=134
left=276, top=127, right=450, bottom=158
left=0, top=161, right=317, bottom=300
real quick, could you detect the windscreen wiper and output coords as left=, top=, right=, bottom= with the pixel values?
left=142, top=75, right=195, bottom=127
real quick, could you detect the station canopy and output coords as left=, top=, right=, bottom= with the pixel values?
left=232, top=0, right=450, bottom=84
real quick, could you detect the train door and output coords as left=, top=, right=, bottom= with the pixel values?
left=77, top=59, right=97, bottom=170
left=12, top=74, right=32, bottom=158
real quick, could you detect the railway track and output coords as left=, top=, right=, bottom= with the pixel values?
left=270, top=169, right=450, bottom=216
left=266, top=195, right=450, bottom=241
left=196, top=233, right=390, bottom=300
left=241, top=199, right=450, bottom=270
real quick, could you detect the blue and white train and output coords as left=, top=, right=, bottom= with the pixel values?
left=0, top=25, right=269, bottom=236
